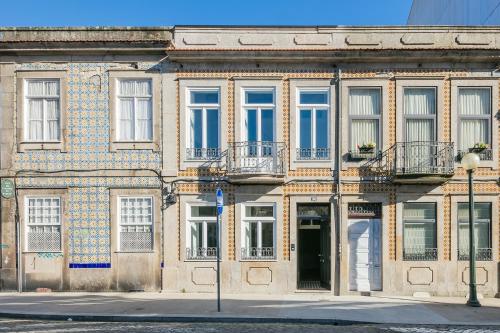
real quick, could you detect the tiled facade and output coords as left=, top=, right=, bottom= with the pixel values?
left=0, top=26, right=499, bottom=296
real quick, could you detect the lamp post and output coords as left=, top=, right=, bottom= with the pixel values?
left=461, top=152, right=481, bottom=307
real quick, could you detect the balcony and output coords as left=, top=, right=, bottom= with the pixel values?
left=241, top=247, right=275, bottom=260
left=403, top=248, right=438, bottom=261
left=186, top=247, right=217, bottom=260
left=226, top=141, right=286, bottom=184
left=458, top=248, right=492, bottom=261
left=186, top=147, right=221, bottom=161
left=370, top=141, right=454, bottom=184
left=457, top=148, right=493, bottom=161
left=296, top=148, right=330, bottom=160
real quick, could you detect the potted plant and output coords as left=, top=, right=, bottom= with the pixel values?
left=358, top=142, right=376, bottom=153
left=471, top=142, right=488, bottom=153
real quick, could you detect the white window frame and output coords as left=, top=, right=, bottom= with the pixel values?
left=241, top=203, right=276, bottom=260
left=25, top=196, right=62, bottom=252
left=402, top=202, right=437, bottom=261
left=457, top=202, right=492, bottom=261
left=296, top=88, right=330, bottom=159
left=242, top=88, right=276, bottom=142
left=457, top=87, right=492, bottom=150
left=186, top=88, right=221, bottom=159
left=117, top=196, right=154, bottom=252
left=403, top=87, right=437, bottom=142
left=24, top=79, right=61, bottom=142
left=348, top=87, right=382, bottom=152
left=186, top=203, right=218, bottom=260
left=116, top=78, right=153, bottom=142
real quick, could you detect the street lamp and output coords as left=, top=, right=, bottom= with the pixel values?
left=462, top=152, right=481, bottom=307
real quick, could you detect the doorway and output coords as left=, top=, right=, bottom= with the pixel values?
left=297, top=204, right=330, bottom=290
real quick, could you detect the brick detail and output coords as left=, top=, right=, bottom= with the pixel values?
left=443, top=79, right=451, bottom=142
left=388, top=191, right=396, bottom=260
left=228, top=192, right=235, bottom=260
left=443, top=195, right=451, bottom=260
left=388, top=80, right=396, bottom=146
left=283, top=195, right=290, bottom=260
left=228, top=79, right=235, bottom=144
left=283, top=79, right=290, bottom=171
left=288, top=168, right=332, bottom=177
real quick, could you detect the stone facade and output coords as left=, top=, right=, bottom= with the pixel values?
left=0, top=26, right=499, bottom=296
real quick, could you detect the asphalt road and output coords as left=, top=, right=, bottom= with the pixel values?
left=0, top=319, right=499, bottom=333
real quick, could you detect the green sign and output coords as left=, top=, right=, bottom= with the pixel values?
left=1, top=179, right=14, bottom=199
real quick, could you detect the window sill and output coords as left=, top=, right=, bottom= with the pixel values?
left=114, top=250, right=155, bottom=254
left=110, top=141, right=159, bottom=152
left=18, top=142, right=64, bottom=152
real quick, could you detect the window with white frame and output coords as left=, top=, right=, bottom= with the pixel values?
left=187, top=89, right=220, bottom=160
left=297, top=89, right=329, bottom=160
left=26, top=197, right=61, bottom=252
left=403, top=87, right=436, bottom=142
left=186, top=204, right=218, bottom=259
left=458, top=87, right=492, bottom=159
left=24, top=79, right=61, bottom=142
left=348, top=88, right=381, bottom=158
left=243, top=89, right=275, bottom=157
left=457, top=202, right=492, bottom=261
left=117, top=79, right=153, bottom=141
left=403, top=203, right=437, bottom=261
left=241, top=204, right=275, bottom=260
left=118, top=197, right=153, bottom=252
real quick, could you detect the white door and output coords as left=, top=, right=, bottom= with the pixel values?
left=348, top=218, right=381, bottom=291
left=244, top=108, right=274, bottom=172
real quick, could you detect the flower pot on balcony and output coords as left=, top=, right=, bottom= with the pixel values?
left=470, top=147, right=486, bottom=153
left=358, top=147, right=375, bottom=153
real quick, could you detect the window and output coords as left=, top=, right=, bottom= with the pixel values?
left=117, top=79, right=153, bottom=141
left=243, top=89, right=275, bottom=159
left=458, top=88, right=492, bottom=160
left=187, top=89, right=220, bottom=160
left=403, top=203, right=437, bottom=261
left=348, top=88, right=381, bottom=159
left=118, top=197, right=153, bottom=252
left=26, top=197, right=61, bottom=252
left=403, top=87, right=436, bottom=142
left=297, top=90, right=329, bottom=160
left=186, top=205, right=218, bottom=260
left=241, top=204, right=275, bottom=260
left=457, top=202, right=492, bottom=261
left=24, top=79, right=61, bottom=142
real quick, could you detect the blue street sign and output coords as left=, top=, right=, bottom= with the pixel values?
left=216, top=188, right=223, bottom=215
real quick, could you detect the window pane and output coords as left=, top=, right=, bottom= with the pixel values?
left=207, top=223, right=217, bottom=248
left=206, top=109, right=219, bottom=149
left=351, top=119, right=378, bottom=150
left=349, top=88, right=380, bottom=115
left=119, top=80, right=136, bottom=96
left=299, top=109, right=312, bottom=149
left=261, top=109, right=274, bottom=142
left=27, top=81, right=44, bottom=96
left=136, top=99, right=152, bottom=141
left=460, top=119, right=489, bottom=150
left=246, top=109, right=257, bottom=142
left=458, top=88, right=490, bottom=115
left=45, top=100, right=60, bottom=141
left=404, top=222, right=436, bottom=249
left=457, top=203, right=491, bottom=221
left=300, top=91, right=328, bottom=104
left=191, top=206, right=217, bottom=217
left=261, top=223, right=274, bottom=248
left=250, top=222, right=258, bottom=248
left=404, top=88, right=436, bottom=115
left=315, top=109, right=328, bottom=149
left=44, top=81, right=59, bottom=96
left=406, top=119, right=434, bottom=142
left=403, top=203, right=436, bottom=220
left=136, top=80, right=151, bottom=95
left=245, top=91, right=273, bottom=104
left=191, top=222, right=202, bottom=248
left=190, top=109, right=203, bottom=149
left=245, top=206, right=274, bottom=217
left=191, top=91, right=219, bottom=104
left=28, top=99, right=43, bottom=141
left=119, top=98, right=134, bottom=141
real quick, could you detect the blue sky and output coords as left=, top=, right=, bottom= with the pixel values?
left=1, top=0, right=414, bottom=26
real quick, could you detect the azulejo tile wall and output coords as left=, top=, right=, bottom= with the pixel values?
left=14, top=63, right=162, bottom=266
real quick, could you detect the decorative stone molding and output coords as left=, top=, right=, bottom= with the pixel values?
left=407, top=267, right=433, bottom=286
left=247, top=267, right=272, bottom=285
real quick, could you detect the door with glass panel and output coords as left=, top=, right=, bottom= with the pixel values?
left=243, top=89, right=275, bottom=172
left=297, top=90, right=329, bottom=160
left=403, top=88, right=436, bottom=173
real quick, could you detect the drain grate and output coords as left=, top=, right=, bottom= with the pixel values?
left=298, top=280, right=324, bottom=290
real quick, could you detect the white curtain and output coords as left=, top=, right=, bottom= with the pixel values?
left=28, top=99, right=43, bottom=141
left=136, top=99, right=152, bottom=140
left=458, top=88, right=490, bottom=115
left=351, top=120, right=378, bottom=150
left=349, top=88, right=380, bottom=115
left=45, top=100, right=60, bottom=140
left=460, top=120, right=488, bottom=150
left=44, top=81, right=59, bottom=96
left=119, top=98, right=134, bottom=140
left=459, top=89, right=490, bottom=150
left=119, top=80, right=136, bottom=96
left=136, top=80, right=151, bottom=96
left=404, top=88, right=435, bottom=115
left=406, top=119, right=433, bottom=142
left=27, top=81, right=44, bottom=96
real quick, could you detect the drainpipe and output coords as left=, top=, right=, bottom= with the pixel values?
left=334, top=67, right=342, bottom=296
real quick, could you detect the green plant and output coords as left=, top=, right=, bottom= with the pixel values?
left=473, top=142, right=488, bottom=149
left=358, top=142, right=376, bottom=150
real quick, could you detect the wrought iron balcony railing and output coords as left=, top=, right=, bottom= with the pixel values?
left=296, top=148, right=330, bottom=160
left=227, top=141, right=286, bottom=175
left=241, top=247, right=275, bottom=260
left=403, top=247, right=438, bottom=261
left=457, top=148, right=493, bottom=161
left=186, top=247, right=217, bottom=260
left=186, top=148, right=221, bottom=160
left=458, top=248, right=492, bottom=261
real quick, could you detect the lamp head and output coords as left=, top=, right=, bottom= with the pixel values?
left=462, top=153, right=480, bottom=171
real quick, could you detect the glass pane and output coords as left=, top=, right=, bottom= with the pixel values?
left=136, top=80, right=152, bottom=95
left=349, top=88, right=380, bottom=115
left=44, top=81, right=59, bottom=96
left=460, top=119, right=489, bottom=150
left=404, top=88, right=436, bottom=115
left=27, top=81, right=44, bottom=96
left=246, top=109, right=257, bottom=142
left=261, top=109, right=274, bottom=142
left=261, top=223, right=274, bottom=248
left=207, top=223, right=217, bottom=248
left=406, top=119, right=434, bottom=142
left=404, top=222, right=436, bottom=249
left=191, top=223, right=202, bottom=248
left=191, top=91, right=219, bottom=104
left=191, top=206, right=217, bottom=217
left=457, top=203, right=491, bottom=221
left=300, top=91, right=328, bottom=104
left=206, top=109, right=219, bottom=149
left=191, top=109, right=203, bottom=149
left=250, top=222, right=258, bottom=248
left=403, top=203, right=436, bottom=220
left=299, top=109, right=312, bottom=149
left=458, top=88, right=490, bottom=115
left=245, top=205, right=274, bottom=218
left=119, top=80, right=136, bottom=96
left=458, top=222, right=491, bottom=249
left=351, top=119, right=378, bottom=150
left=316, top=109, right=328, bottom=149
left=119, top=98, right=134, bottom=141
left=245, top=91, right=274, bottom=104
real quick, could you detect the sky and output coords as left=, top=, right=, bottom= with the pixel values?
left=0, top=0, right=414, bottom=27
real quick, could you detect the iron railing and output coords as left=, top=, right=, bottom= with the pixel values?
left=458, top=248, right=492, bottom=261
left=457, top=148, right=493, bottom=161
left=186, top=247, right=217, bottom=260
left=241, top=247, right=275, bottom=260
left=296, top=148, right=330, bottom=160
left=403, top=247, right=438, bottom=261
left=186, top=148, right=221, bottom=160
left=227, top=141, right=286, bottom=175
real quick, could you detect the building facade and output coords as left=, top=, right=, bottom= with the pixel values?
left=0, top=26, right=499, bottom=297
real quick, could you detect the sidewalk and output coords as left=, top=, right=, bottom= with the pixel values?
left=0, top=292, right=499, bottom=325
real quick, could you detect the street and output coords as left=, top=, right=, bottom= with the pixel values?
left=0, top=320, right=499, bottom=333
